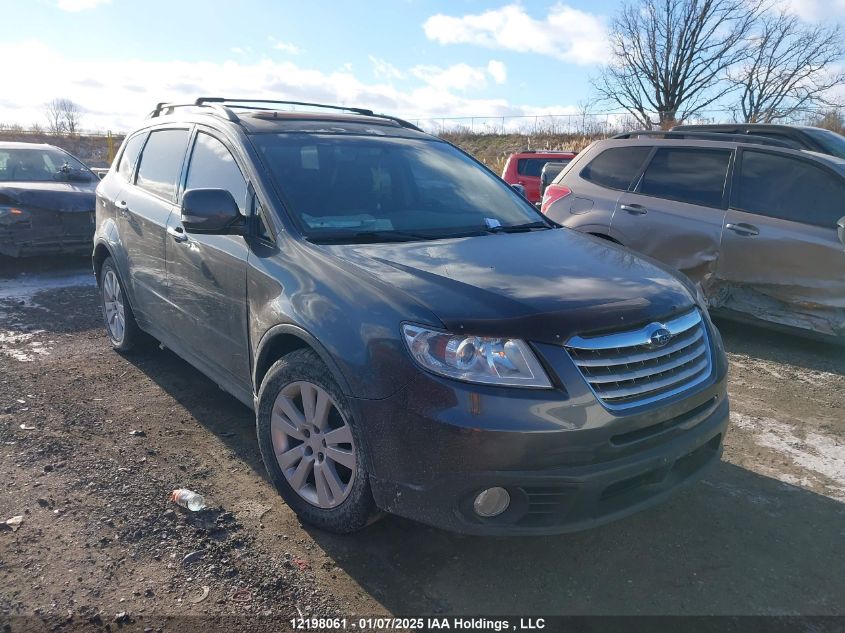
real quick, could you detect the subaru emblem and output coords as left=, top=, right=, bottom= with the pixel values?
left=649, top=326, right=672, bottom=347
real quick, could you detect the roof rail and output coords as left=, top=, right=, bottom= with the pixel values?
left=613, top=130, right=794, bottom=149
left=148, top=101, right=239, bottom=121
left=147, top=97, right=424, bottom=132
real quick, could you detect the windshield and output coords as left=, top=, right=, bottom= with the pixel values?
left=804, top=128, right=845, bottom=159
left=254, top=134, right=549, bottom=242
left=0, top=147, right=94, bottom=183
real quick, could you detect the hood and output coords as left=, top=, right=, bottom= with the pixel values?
left=322, top=228, right=697, bottom=344
left=0, top=181, right=97, bottom=213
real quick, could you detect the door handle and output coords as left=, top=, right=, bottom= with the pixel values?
left=167, top=225, right=189, bottom=243
left=725, top=222, right=759, bottom=237
left=620, top=204, right=647, bottom=215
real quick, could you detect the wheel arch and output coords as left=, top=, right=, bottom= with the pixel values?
left=253, top=324, right=353, bottom=398
left=92, top=240, right=113, bottom=284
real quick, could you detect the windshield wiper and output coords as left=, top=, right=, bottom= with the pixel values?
left=485, top=221, right=552, bottom=234
left=309, top=229, right=447, bottom=244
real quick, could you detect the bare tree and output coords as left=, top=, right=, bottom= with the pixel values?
left=808, top=108, right=844, bottom=134
left=44, top=98, right=83, bottom=136
left=593, top=0, right=763, bottom=129
left=45, top=98, right=65, bottom=136
left=61, top=99, right=83, bottom=135
left=729, top=12, right=845, bottom=123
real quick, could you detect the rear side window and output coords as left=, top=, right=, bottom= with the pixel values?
left=581, top=146, right=651, bottom=191
left=734, top=151, right=845, bottom=227
left=517, top=158, right=549, bottom=177
left=185, top=133, right=248, bottom=214
left=639, top=148, right=731, bottom=208
left=135, top=129, right=190, bottom=200
left=116, top=133, right=146, bottom=181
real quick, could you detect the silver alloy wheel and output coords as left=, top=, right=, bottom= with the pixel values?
left=102, top=269, right=126, bottom=344
left=270, top=381, right=356, bottom=509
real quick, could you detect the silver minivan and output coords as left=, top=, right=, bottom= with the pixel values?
left=542, top=136, right=845, bottom=338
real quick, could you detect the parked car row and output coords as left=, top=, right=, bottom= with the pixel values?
left=541, top=126, right=845, bottom=339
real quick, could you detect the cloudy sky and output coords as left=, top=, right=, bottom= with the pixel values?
left=0, top=0, right=841, bottom=132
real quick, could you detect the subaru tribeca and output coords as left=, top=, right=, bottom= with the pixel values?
left=93, top=98, right=729, bottom=535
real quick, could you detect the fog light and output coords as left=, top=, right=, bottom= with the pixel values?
left=473, top=487, right=510, bottom=517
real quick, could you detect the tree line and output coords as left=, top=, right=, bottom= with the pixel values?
left=593, top=0, right=845, bottom=128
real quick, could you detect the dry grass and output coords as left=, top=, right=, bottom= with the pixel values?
left=442, top=131, right=607, bottom=172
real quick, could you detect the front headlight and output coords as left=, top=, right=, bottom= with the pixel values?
left=401, top=324, right=552, bottom=388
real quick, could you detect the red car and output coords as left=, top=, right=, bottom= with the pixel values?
left=501, top=150, right=576, bottom=204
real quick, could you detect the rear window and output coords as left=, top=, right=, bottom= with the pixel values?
left=135, top=129, right=190, bottom=201
left=804, top=128, right=845, bottom=159
left=517, top=158, right=551, bottom=177
left=638, top=148, right=731, bottom=208
left=734, top=150, right=845, bottom=227
left=580, top=146, right=651, bottom=191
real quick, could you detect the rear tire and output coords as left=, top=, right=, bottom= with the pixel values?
left=98, top=257, right=145, bottom=352
left=257, top=348, right=377, bottom=533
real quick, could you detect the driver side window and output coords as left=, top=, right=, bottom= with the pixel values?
left=185, top=133, right=248, bottom=215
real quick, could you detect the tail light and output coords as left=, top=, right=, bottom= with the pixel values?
left=540, top=185, right=572, bottom=214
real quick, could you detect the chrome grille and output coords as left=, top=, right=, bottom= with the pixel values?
left=565, top=310, right=712, bottom=410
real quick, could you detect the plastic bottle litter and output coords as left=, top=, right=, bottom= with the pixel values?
left=170, top=489, right=206, bottom=511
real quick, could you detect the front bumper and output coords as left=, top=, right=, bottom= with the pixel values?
left=0, top=211, right=94, bottom=257
left=353, top=336, right=729, bottom=535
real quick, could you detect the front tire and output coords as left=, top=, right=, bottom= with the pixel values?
left=257, top=349, right=377, bottom=533
left=99, top=257, right=145, bottom=352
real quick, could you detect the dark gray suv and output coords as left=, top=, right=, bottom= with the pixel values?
left=93, top=98, right=729, bottom=535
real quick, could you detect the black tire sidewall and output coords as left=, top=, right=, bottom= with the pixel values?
left=257, top=348, right=376, bottom=533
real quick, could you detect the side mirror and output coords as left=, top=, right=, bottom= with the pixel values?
left=838, top=215, right=845, bottom=247
left=181, top=188, right=241, bottom=235
left=510, top=183, right=526, bottom=197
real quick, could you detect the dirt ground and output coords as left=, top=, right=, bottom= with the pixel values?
left=0, top=256, right=843, bottom=631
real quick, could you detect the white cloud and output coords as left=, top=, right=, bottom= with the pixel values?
left=231, top=47, right=246, bottom=55
left=0, top=40, right=576, bottom=133
left=269, top=38, right=302, bottom=55
left=487, top=60, right=507, bottom=84
left=369, top=55, right=405, bottom=80
left=778, top=0, right=845, bottom=21
left=56, top=0, right=110, bottom=11
left=423, top=3, right=608, bottom=66
left=411, top=63, right=487, bottom=91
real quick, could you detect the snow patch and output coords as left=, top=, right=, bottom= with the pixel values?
left=0, top=329, right=53, bottom=362
left=0, top=270, right=94, bottom=306
left=731, top=411, right=845, bottom=500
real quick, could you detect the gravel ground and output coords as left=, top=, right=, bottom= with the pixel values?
left=0, top=256, right=843, bottom=631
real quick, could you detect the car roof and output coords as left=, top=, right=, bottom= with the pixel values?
left=131, top=109, right=434, bottom=140
left=134, top=99, right=435, bottom=141
left=673, top=122, right=823, bottom=132
left=0, top=141, right=60, bottom=150
left=510, top=150, right=576, bottom=157
left=590, top=137, right=845, bottom=174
